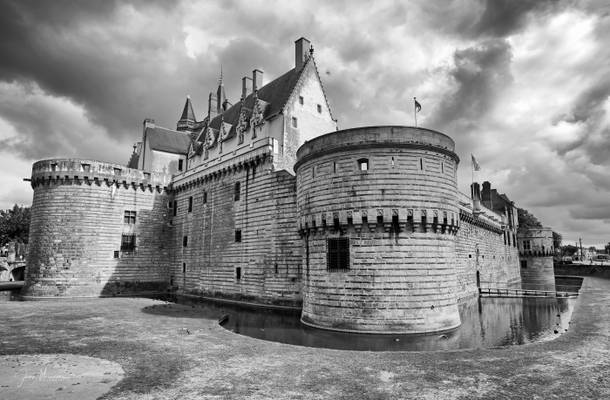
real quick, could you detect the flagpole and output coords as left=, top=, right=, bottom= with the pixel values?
left=471, top=154, right=474, bottom=199
left=413, top=97, right=418, bottom=127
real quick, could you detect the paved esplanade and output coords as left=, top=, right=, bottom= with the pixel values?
left=0, top=276, right=608, bottom=399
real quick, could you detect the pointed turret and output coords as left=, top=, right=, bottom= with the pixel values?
left=177, top=95, right=197, bottom=133
left=216, top=66, right=226, bottom=114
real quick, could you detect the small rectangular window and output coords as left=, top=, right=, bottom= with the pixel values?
left=420, top=158, right=424, bottom=170
left=327, top=238, right=350, bottom=271
left=291, top=117, right=298, bottom=128
left=299, top=96, right=304, bottom=105
left=236, top=267, right=242, bottom=281
left=113, top=250, right=120, bottom=259
left=524, top=240, right=530, bottom=250
left=358, top=158, right=369, bottom=171
left=234, top=182, right=241, bottom=201
left=183, top=236, right=188, bottom=247
left=178, top=159, right=183, bottom=171
left=203, top=191, right=207, bottom=204
left=120, top=234, right=136, bottom=252
left=521, top=260, right=527, bottom=269
left=123, top=210, right=136, bottom=224
left=173, top=200, right=177, bottom=216
left=317, top=104, right=322, bottom=113
left=188, top=196, right=193, bottom=212
left=182, top=262, right=186, bottom=273
left=235, top=230, right=242, bottom=242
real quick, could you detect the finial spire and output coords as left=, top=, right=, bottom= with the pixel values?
left=219, top=65, right=223, bottom=85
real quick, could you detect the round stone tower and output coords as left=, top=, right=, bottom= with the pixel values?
left=294, top=126, right=461, bottom=333
left=23, top=159, right=172, bottom=298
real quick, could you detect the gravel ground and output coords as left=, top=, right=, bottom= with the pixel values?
left=0, top=276, right=608, bottom=400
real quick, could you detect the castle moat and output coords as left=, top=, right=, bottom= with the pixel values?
left=214, top=296, right=576, bottom=351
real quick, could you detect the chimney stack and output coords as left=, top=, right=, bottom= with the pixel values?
left=471, top=182, right=482, bottom=214
left=143, top=118, right=155, bottom=129
left=295, top=37, right=311, bottom=70
left=242, top=76, right=253, bottom=99
left=252, top=69, right=263, bottom=92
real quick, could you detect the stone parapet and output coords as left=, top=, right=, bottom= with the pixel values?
left=31, top=159, right=171, bottom=192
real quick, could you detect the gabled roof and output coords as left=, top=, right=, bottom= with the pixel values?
left=194, top=57, right=327, bottom=143
left=146, top=126, right=191, bottom=154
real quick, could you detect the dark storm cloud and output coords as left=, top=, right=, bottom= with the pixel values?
left=472, top=0, right=561, bottom=37
left=554, top=79, right=610, bottom=164
left=428, top=39, right=513, bottom=132
left=421, top=0, right=562, bottom=39
left=570, top=205, right=610, bottom=220
left=0, top=0, right=207, bottom=159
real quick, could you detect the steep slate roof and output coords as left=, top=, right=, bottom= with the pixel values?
left=195, top=58, right=321, bottom=142
left=127, top=152, right=139, bottom=168
left=146, top=126, right=191, bottom=154
left=179, top=97, right=196, bottom=122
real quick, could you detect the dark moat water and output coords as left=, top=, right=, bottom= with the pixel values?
left=165, top=295, right=576, bottom=351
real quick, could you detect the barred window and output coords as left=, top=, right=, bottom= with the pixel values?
left=234, top=182, right=241, bottom=201
left=123, top=210, right=136, bottom=224
left=120, top=234, right=136, bottom=252
left=327, top=238, right=350, bottom=271
left=523, top=240, right=531, bottom=250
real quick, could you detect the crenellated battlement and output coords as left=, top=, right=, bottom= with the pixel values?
left=298, top=208, right=460, bottom=235
left=30, top=159, right=172, bottom=192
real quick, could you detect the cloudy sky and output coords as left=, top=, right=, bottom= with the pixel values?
left=0, top=0, right=608, bottom=246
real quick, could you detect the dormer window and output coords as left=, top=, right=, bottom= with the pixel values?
left=292, top=117, right=298, bottom=128
left=317, top=104, right=322, bottom=113
left=299, top=96, right=304, bottom=105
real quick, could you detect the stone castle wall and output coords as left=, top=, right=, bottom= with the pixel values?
left=169, top=145, right=302, bottom=306
left=455, top=218, right=521, bottom=299
left=296, top=126, right=462, bottom=333
left=23, top=159, right=172, bottom=297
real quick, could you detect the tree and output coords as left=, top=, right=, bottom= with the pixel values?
left=517, top=207, right=543, bottom=230
left=588, top=246, right=597, bottom=252
left=553, top=231, right=562, bottom=249
left=0, top=205, right=31, bottom=246
left=561, top=245, right=578, bottom=257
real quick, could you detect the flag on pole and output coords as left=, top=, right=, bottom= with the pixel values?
left=471, top=154, right=481, bottom=171
left=414, top=98, right=422, bottom=113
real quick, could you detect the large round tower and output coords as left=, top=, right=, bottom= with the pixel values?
left=295, top=126, right=461, bottom=333
left=23, top=159, right=172, bottom=298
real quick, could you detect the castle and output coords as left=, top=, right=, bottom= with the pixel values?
left=22, top=38, right=555, bottom=334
